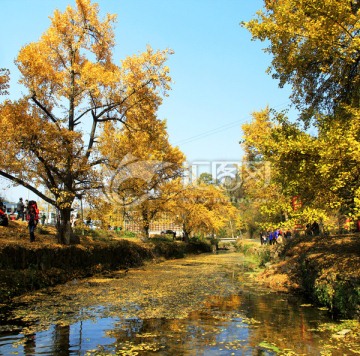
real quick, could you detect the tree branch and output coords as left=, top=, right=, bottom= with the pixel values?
left=30, top=145, right=66, bottom=189
left=31, top=95, right=59, bottom=126
left=85, top=109, right=98, bottom=159
left=0, top=170, right=56, bottom=206
left=94, top=78, right=154, bottom=120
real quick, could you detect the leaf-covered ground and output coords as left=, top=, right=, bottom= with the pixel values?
left=0, top=220, right=132, bottom=247
left=0, top=220, right=59, bottom=246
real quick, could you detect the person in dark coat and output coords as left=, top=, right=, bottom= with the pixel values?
left=311, top=221, right=320, bottom=236
left=16, top=198, right=25, bottom=221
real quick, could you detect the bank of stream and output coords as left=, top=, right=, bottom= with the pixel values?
left=0, top=252, right=359, bottom=355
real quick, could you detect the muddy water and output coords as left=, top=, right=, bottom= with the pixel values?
left=0, top=252, right=358, bottom=355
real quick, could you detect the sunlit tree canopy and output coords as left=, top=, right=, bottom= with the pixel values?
left=243, top=0, right=360, bottom=124
left=0, top=0, right=174, bottom=244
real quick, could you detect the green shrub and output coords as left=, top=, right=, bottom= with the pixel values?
left=314, top=282, right=335, bottom=311
left=311, top=274, right=360, bottom=318
left=88, top=229, right=114, bottom=240
left=150, top=235, right=173, bottom=242
left=333, top=282, right=360, bottom=317
left=235, top=241, right=252, bottom=255
left=146, top=239, right=185, bottom=258
left=209, top=236, right=220, bottom=246
left=258, top=247, right=271, bottom=266
left=190, top=235, right=203, bottom=242
left=120, top=230, right=137, bottom=238
left=186, top=238, right=212, bottom=253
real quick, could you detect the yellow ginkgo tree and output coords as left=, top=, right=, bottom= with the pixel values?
left=242, top=0, right=360, bottom=229
left=172, top=182, right=238, bottom=241
left=241, top=107, right=360, bottom=231
left=98, top=115, right=185, bottom=238
left=0, top=0, right=173, bottom=244
left=240, top=108, right=292, bottom=234
left=243, top=0, right=360, bottom=124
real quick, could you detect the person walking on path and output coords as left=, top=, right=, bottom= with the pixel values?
left=16, top=198, right=25, bottom=221
left=311, top=221, right=320, bottom=236
left=41, top=213, right=46, bottom=225
left=27, top=205, right=38, bottom=242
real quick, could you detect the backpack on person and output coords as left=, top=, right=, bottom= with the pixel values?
left=26, top=200, right=39, bottom=222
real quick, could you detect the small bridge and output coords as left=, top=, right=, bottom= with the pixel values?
left=218, top=237, right=239, bottom=242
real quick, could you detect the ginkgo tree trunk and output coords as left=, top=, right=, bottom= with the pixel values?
left=0, top=0, right=173, bottom=244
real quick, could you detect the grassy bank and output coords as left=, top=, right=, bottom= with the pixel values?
left=236, top=235, right=360, bottom=318
left=0, top=221, right=211, bottom=303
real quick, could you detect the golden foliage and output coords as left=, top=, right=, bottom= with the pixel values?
left=240, top=105, right=360, bottom=231
left=172, top=182, right=238, bottom=237
left=97, top=116, right=185, bottom=234
left=0, top=0, right=176, bottom=243
left=243, top=0, right=360, bottom=121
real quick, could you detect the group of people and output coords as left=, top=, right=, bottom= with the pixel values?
left=260, top=229, right=292, bottom=245
left=260, top=220, right=321, bottom=245
left=0, top=198, right=41, bottom=242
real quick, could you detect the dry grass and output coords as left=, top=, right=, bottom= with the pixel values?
left=0, top=220, right=145, bottom=248
left=256, top=235, right=360, bottom=294
left=0, top=220, right=60, bottom=247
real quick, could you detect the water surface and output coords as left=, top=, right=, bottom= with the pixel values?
left=0, top=252, right=358, bottom=355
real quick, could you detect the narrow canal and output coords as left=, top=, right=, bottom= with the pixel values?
left=0, top=252, right=358, bottom=355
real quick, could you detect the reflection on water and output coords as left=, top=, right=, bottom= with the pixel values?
left=0, top=291, right=352, bottom=355
left=0, top=254, right=358, bottom=355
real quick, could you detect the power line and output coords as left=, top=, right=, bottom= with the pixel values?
left=173, top=101, right=292, bottom=146
left=174, top=119, right=243, bottom=145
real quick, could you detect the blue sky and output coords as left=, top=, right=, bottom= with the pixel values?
left=0, top=0, right=294, bottom=201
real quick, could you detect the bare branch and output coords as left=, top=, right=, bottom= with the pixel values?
left=31, top=95, right=59, bottom=127
left=0, top=170, right=56, bottom=206
left=85, top=109, right=98, bottom=159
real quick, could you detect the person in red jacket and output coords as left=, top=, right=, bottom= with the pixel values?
left=27, top=205, right=38, bottom=242
left=0, top=202, right=8, bottom=226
